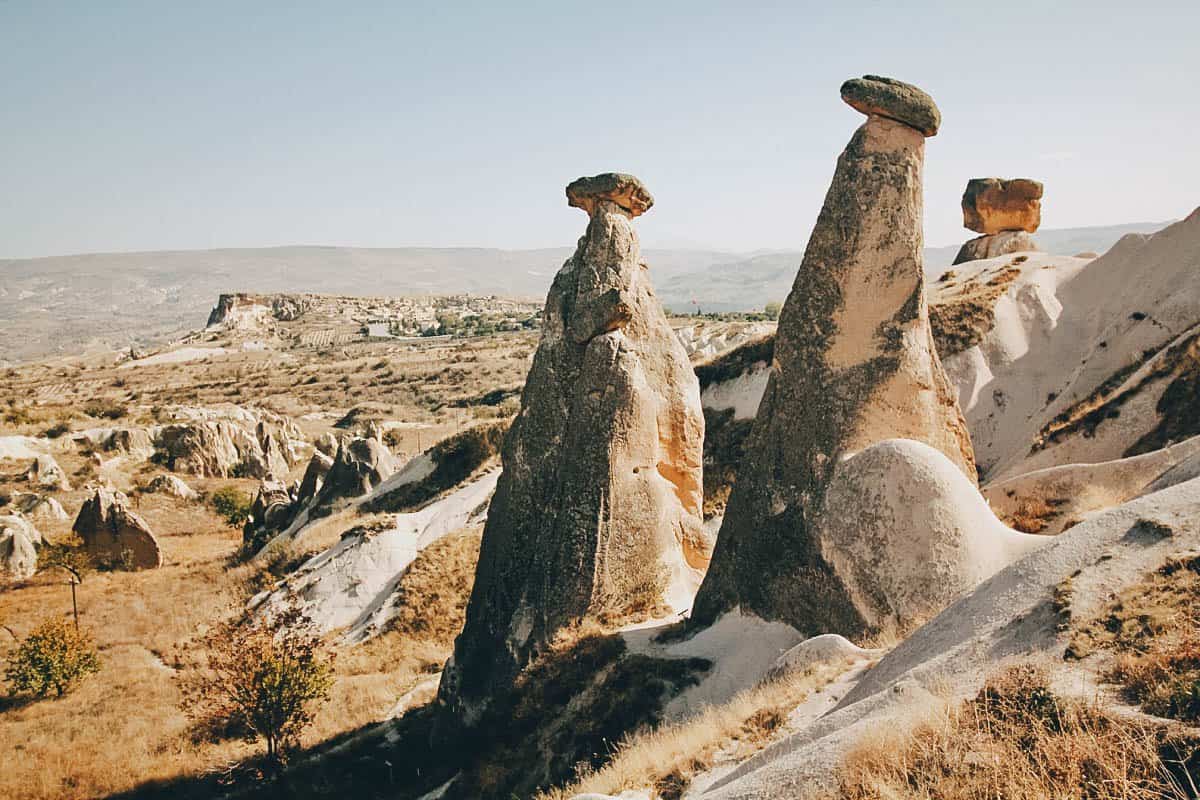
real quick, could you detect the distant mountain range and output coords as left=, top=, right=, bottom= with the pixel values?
left=0, top=221, right=1171, bottom=363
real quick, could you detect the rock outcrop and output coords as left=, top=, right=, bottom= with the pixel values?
left=313, top=437, right=396, bottom=511
left=13, top=492, right=69, bottom=522
left=72, top=488, right=162, bottom=570
left=296, top=450, right=334, bottom=506
left=0, top=515, right=41, bottom=580
left=143, top=474, right=198, bottom=500
left=954, top=178, right=1043, bottom=265
left=439, top=172, right=706, bottom=725
left=154, top=407, right=300, bottom=478
left=25, top=453, right=70, bottom=491
left=691, top=76, right=977, bottom=638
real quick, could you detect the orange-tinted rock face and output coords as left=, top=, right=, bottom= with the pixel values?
left=962, top=178, right=1043, bottom=234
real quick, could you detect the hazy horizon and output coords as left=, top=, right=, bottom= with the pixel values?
left=3, top=2, right=1197, bottom=260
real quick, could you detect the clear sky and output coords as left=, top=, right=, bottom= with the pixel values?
left=2, top=1, right=1197, bottom=259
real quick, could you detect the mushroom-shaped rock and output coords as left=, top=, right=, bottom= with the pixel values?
left=962, top=178, right=1043, bottom=234
left=72, top=488, right=162, bottom=570
left=440, top=173, right=706, bottom=727
left=0, top=515, right=40, bottom=581
left=566, top=172, right=654, bottom=218
left=953, top=230, right=1039, bottom=265
left=691, top=77, right=977, bottom=638
left=840, top=74, right=941, bottom=136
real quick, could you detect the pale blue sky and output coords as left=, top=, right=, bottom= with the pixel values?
left=2, top=1, right=1197, bottom=258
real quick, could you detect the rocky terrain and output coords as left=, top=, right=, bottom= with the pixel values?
left=1, top=73, right=1198, bottom=800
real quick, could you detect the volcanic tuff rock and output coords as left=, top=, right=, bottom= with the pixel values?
left=25, top=453, right=70, bottom=491
left=691, top=77, right=977, bottom=638
left=314, top=437, right=396, bottom=511
left=0, top=515, right=41, bottom=580
left=296, top=450, right=334, bottom=506
left=73, top=488, right=162, bottom=570
left=13, top=492, right=69, bottom=522
left=154, top=408, right=300, bottom=478
left=962, top=178, right=1043, bottom=234
left=839, top=75, right=941, bottom=137
left=440, top=173, right=706, bottom=725
left=953, top=230, right=1038, bottom=265
left=143, top=474, right=198, bottom=500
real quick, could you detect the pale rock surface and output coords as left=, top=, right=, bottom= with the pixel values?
left=440, top=173, right=707, bottom=725
left=26, top=453, right=70, bottom=491
left=315, top=431, right=340, bottom=457
left=692, top=76, right=976, bottom=638
left=72, top=488, right=162, bottom=569
left=13, top=493, right=69, bottom=522
left=315, top=437, right=396, bottom=512
left=143, top=474, right=198, bottom=500
left=296, top=450, right=334, bottom=506
left=814, top=439, right=1045, bottom=632
left=154, top=405, right=301, bottom=478
left=0, top=514, right=40, bottom=580
left=952, top=230, right=1039, bottom=265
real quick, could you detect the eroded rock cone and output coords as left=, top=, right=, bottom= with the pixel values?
left=314, top=436, right=395, bottom=510
left=690, top=76, right=977, bottom=637
left=26, top=454, right=70, bottom=491
left=0, top=515, right=41, bottom=581
left=439, top=173, right=706, bottom=726
left=73, top=488, right=162, bottom=570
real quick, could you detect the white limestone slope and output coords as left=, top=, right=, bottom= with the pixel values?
left=250, top=469, right=498, bottom=641
left=699, top=470, right=1200, bottom=799
left=939, top=208, right=1200, bottom=479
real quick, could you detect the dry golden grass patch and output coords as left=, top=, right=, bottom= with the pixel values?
left=539, top=658, right=856, bottom=800
left=832, top=663, right=1197, bottom=800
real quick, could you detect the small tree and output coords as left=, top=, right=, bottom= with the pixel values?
left=38, top=541, right=93, bottom=629
left=764, top=301, right=782, bottom=321
left=211, top=486, right=253, bottom=526
left=5, top=617, right=101, bottom=698
left=187, top=606, right=335, bottom=766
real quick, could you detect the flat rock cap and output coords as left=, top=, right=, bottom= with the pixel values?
left=840, top=75, right=941, bottom=137
left=566, top=173, right=654, bottom=217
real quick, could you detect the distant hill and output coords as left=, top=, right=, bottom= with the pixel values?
left=658, top=221, right=1173, bottom=314
left=0, top=246, right=734, bottom=364
left=0, top=221, right=1171, bottom=363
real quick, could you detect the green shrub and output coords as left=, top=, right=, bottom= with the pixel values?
left=42, top=421, right=71, bottom=439
left=5, top=618, right=101, bottom=698
left=212, top=486, right=253, bottom=527
left=82, top=399, right=127, bottom=420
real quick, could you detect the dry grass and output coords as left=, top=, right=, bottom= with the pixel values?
left=928, top=264, right=1022, bottom=358
left=997, top=494, right=1069, bottom=534
left=832, top=663, right=1198, bottom=800
left=538, top=658, right=855, bottom=800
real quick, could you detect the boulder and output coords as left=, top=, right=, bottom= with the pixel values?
left=691, top=77, right=977, bottom=638
left=13, top=493, right=69, bottom=522
left=0, top=515, right=40, bottom=580
left=315, top=437, right=396, bottom=510
left=952, top=230, right=1040, bottom=265
left=296, top=450, right=334, bottom=506
left=105, top=428, right=156, bottom=459
left=961, top=177, right=1043, bottom=234
left=840, top=74, right=941, bottom=137
left=25, top=453, right=70, bottom=491
left=248, top=479, right=294, bottom=531
left=144, top=474, right=198, bottom=500
left=72, top=488, right=162, bottom=570
left=440, top=172, right=706, bottom=725
left=314, top=432, right=339, bottom=457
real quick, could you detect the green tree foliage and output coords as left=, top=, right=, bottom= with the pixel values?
left=5, top=618, right=101, bottom=698
left=211, top=486, right=253, bottom=527
left=186, top=606, right=335, bottom=765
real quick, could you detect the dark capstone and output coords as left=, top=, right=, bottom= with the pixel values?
left=840, top=75, right=941, bottom=136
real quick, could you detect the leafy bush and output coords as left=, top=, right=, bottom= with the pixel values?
left=186, top=606, right=334, bottom=764
left=82, top=399, right=127, bottom=420
left=42, top=421, right=71, bottom=439
left=211, top=486, right=253, bottom=527
left=5, top=618, right=101, bottom=698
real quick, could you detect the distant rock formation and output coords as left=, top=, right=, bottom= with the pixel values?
left=316, top=437, right=395, bottom=510
left=296, top=450, right=334, bottom=506
left=439, top=173, right=706, bottom=725
left=25, top=453, right=70, bottom=491
left=954, top=178, right=1043, bottom=265
left=144, top=474, right=198, bottom=500
left=73, top=488, right=162, bottom=570
left=154, top=407, right=301, bottom=478
left=691, top=76, right=977, bottom=637
left=206, top=293, right=311, bottom=328
left=13, top=492, right=69, bottom=522
left=0, top=515, right=41, bottom=580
